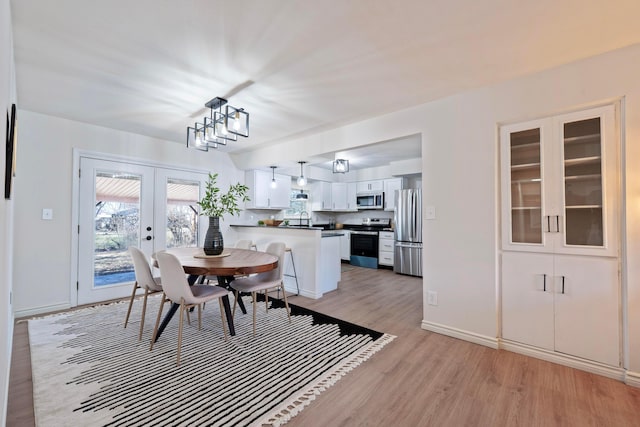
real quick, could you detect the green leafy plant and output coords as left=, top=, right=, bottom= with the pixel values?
left=197, top=173, right=250, bottom=218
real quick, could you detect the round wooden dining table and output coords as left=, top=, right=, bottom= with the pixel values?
left=152, top=247, right=278, bottom=339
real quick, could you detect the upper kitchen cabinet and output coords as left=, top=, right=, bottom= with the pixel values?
left=356, top=180, right=384, bottom=193
left=383, top=178, right=405, bottom=211
left=245, top=170, right=292, bottom=210
left=312, top=182, right=357, bottom=211
left=500, top=105, right=618, bottom=257
left=331, top=183, right=348, bottom=210
left=311, top=181, right=332, bottom=211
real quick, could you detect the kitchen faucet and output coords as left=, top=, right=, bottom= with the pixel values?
left=299, top=210, right=309, bottom=227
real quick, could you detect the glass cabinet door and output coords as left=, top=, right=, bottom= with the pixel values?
left=562, top=117, right=603, bottom=247
left=506, top=127, right=543, bottom=245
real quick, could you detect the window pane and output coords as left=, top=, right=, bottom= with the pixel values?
left=94, top=173, right=140, bottom=287
left=166, top=178, right=200, bottom=248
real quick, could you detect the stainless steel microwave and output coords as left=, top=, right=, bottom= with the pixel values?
left=356, top=193, right=384, bottom=209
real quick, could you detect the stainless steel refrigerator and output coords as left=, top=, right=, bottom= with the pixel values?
left=394, top=189, right=423, bottom=276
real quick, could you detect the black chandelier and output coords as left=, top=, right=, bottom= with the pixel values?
left=186, top=97, right=249, bottom=151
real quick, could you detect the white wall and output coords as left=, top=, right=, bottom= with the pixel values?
left=11, top=111, right=244, bottom=315
left=232, top=44, right=640, bottom=380
left=1, top=0, right=15, bottom=422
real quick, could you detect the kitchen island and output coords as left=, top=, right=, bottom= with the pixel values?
left=230, top=225, right=342, bottom=299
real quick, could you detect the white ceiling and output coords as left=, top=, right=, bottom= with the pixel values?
left=10, top=0, right=640, bottom=170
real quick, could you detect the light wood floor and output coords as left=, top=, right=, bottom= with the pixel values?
left=7, top=266, right=640, bottom=426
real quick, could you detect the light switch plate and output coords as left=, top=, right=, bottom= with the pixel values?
left=425, top=206, right=436, bottom=220
left=42, top=208, right=53, bottom=220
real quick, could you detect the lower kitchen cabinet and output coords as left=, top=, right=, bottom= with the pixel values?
left=378, top=231, right=394, bottom=266
left=502, top=251, right=619, bottom=366
left=340, top=230, right=351, bottom=261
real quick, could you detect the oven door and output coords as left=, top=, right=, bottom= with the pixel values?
left=350, top=231, right=379, bottom=268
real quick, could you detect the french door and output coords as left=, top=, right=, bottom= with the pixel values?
left=77, top=157, right=206, bottom=305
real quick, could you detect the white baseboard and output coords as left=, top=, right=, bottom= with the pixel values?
left=14, top=302, right=71, bottom=319
left=500, top=339, right=626, bottom=382
left=625, top=370, right=640, bottom=388
left=421, top=322, right=631, bottom=384
left=421, top=320, right=499, bottom=349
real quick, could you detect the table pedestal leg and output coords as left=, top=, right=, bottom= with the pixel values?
left=217, top=276, right=247, bottom=314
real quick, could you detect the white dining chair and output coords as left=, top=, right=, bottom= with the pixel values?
left=151, top=251, right=229, bottom=365
left=125, top=246, right=163, bottom=341
left=230, top=242, right=291, bottom=336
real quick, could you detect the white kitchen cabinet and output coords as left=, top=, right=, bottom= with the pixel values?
left=331, top=183, right=348, bottom=210
left=340, top=230, right=351, bottom=261
left=500, top=104, right=620, bottom=367
left=356, top=180, right=383, bottom=193
left=245, top=170, right=292, bottom=209
left=378, top=231, right=394, bottom=266
left=346, top=182, right=357, bottom=211
left=311, top=181, right=332, bottom=211
left=383, top=178, right=404, bottom=211
left=313, top=182, right=357, bottom=211
left=502, top=252, right=619, bottom=366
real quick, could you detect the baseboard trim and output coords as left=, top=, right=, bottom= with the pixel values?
left=500, top=340, right=626, bottom=381
left=421, top=320, right=499, bottom=349
left=624, top=370, right=640, bottom=388
left=14, top=302, right=71, bottom=319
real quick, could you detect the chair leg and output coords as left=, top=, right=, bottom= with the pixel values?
left=280, top=282, right=292, bottom=324
left=232, top=290, right=239, bottom=317
left=138, top=289, right=149, bottom=341
left=218, top=298, right=228, bottom=341
left=124, top=282, right=139, bottom=328
left=177, top=301, right=184, bottom=366
left=150, top=294, right=167, bottom=351
left=252, top=291, right=257, bottom=337
left=264, top=289, right=269, bottom=313
left=197, top=304, right=202, bottom=330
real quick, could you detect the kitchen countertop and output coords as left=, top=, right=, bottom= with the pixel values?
left=321, top=231, right=344, bottom=237
left=230, top=224, right=323, bottom=230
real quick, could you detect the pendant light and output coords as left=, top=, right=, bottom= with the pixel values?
left=270, top=166, right=277, bottom=189
left=297, top=161, right=307, bottom=186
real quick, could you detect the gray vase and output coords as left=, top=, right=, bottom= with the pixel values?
left=204, top=216, right=224, bottom=255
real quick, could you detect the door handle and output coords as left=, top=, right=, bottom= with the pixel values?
left=145, top=236, right=152, bottom=241
left=556, top=215, right=560, bottom=233
left=543, top=274, right=546, bottom=292
left=546, top=216, right=551, bottom=233
left=561, top=276, right=565, bottom=294
left=146, top=226, right=152, bottom=231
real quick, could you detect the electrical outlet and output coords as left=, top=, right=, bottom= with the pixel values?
left=427, top=290, right=438, bottom=306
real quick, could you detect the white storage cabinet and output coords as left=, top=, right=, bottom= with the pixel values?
left=500, top=104, right=620, bottom=366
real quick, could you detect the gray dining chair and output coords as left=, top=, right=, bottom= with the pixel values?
left=125, top=246, right=163, bottom=341
left=151, top=251, right=229, bottom=365
left=230, top=242, right=291, bottom=336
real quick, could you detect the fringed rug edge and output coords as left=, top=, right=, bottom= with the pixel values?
left=254, top=332, right=396, bottom=427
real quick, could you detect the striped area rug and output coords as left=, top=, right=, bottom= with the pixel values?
left=28, top=294, right=394, bottom=426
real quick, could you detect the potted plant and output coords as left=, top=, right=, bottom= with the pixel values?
left=198, top=173, right=249, bottom=255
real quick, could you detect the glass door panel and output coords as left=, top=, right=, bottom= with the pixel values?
left=165, top=178, right=200, bottom=248
left=510, top=128, right=542, bottom=244
left=93, top=172, right=140, bottom=286
left=78, top=158, right=155, bottom=305
left=562, top=117, right=603, bottom=247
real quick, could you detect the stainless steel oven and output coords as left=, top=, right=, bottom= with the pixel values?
left=350, top=231, right=379, bottom=269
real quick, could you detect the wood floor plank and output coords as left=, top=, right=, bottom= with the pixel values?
left=7, top=265, right=640, bottom=426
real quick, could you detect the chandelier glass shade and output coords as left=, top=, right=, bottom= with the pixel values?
left=333, top=159, right=349, bottom=173
left=186, top=97, right=249, bottom=151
